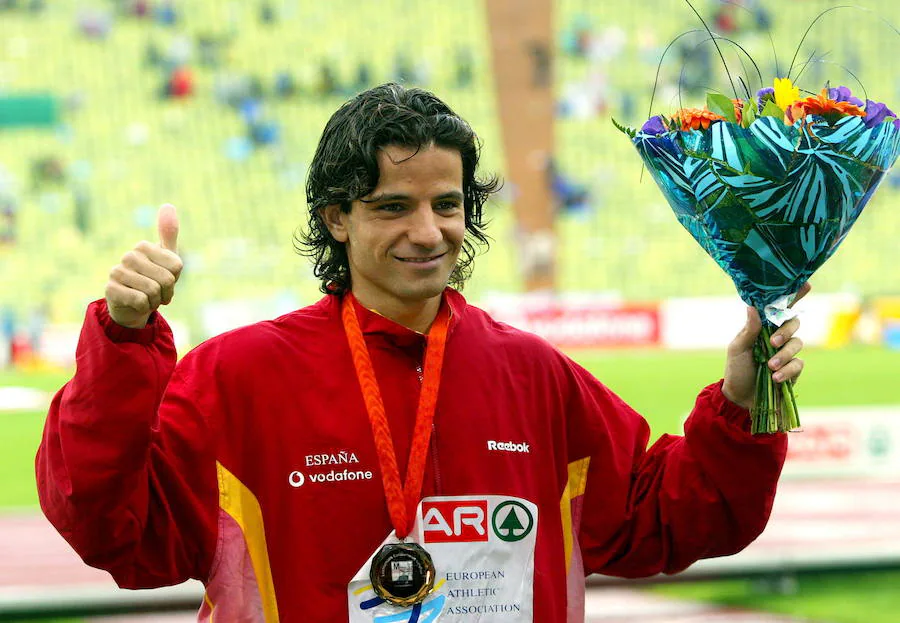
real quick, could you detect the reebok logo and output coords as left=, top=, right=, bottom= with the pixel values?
left=487, top=440, right=530, bottom=453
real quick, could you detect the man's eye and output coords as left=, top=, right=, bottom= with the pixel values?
left=379, top=203, right=404, bottom=212
left=436, top=202, right=461, bottom=211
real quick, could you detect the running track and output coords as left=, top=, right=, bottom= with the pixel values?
left=3, top=477, right=899, bottom=621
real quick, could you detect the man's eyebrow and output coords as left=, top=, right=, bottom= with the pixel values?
left=362, top=191, right=464, bottom=203
left=361, top=192, right=410, bottom=204
left=434, top=191, right=464, bottom=202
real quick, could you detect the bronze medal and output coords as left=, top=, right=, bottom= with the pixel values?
left=369, top=542, right=436, bottom=606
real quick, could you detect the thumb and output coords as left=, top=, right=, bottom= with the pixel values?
left=158, top=203, right=179, bottom=253
left=731, top=306, right=762, bottom=352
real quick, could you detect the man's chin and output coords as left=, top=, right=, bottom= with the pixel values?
left=397, top=277, right=450, bottom=302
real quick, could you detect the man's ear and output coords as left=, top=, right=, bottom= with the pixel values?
left=320, top=204, right=349, bottom=243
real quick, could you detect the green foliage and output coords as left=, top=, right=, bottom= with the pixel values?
left=706, top=93, right=737, bottom=123
left=741, top=100, right=757, bottom=128
left=760, top=100, right=785, bottom=118
left=611, top=117, right=637, bottom=138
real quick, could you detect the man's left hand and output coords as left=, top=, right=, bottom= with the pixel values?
left=722, top=283, right=811, bottom=410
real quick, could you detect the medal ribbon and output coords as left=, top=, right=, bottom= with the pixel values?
left=342, top=293, right=450, bottom=539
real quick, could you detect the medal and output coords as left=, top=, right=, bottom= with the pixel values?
left=369, top=542, right=436, bottom=606
left=342, top=294, right=450, bottom=606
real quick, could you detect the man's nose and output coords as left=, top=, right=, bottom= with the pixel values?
left=407, top=205, right=443, bottom=247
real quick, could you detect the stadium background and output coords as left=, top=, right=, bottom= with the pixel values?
left=2, top=0, right=899, bottom=330
left=1, top=0, right=899, bottom=621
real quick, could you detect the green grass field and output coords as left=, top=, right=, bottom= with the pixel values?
left=2, top=345, right=899, bottom=621
left=6, top=345, right=898, bottom=507
left=653, top=570, right=900, bottom=623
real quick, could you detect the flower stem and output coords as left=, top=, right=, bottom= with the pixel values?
left=750, top=323, right=800, bottom=434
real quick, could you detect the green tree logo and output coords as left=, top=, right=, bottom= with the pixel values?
left=868, top=425, right=891, bottom=459
left=492, top=501, right=534, bottom=542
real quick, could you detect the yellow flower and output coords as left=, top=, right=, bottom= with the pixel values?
left=773, top=77, right=800, bottom=112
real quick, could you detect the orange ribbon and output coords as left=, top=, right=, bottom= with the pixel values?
left=341, top=293, right=449, bottom=539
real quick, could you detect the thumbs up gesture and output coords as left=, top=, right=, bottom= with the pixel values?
left=105, top=204, right=184, bottom=329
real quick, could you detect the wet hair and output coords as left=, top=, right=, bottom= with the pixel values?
left=296, top=83, right=500, bottom=295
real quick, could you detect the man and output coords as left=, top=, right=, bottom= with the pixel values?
left=37, top=84, right=805, bottom=622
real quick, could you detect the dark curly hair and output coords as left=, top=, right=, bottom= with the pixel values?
left=295, top=83, right=501, bottom=295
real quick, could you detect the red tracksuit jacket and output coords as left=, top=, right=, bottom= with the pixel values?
left=36, top=289, right=787, bottom=622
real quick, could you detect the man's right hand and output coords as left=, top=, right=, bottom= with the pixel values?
left=105, top=204, right=183, bottom=329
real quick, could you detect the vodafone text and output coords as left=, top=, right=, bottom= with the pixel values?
left=288, top=468, right=373, bottom=487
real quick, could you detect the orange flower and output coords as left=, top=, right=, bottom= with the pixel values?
left=672, top=107, right=726, bottom=131
left=732, top=98, right=744, bottom=125
left=785, top=88, right=866, bottom=125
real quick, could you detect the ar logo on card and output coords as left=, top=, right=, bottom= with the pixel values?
left=422, top=500, right=489, bottom=543
left=491, top=501, right=534, bottom=542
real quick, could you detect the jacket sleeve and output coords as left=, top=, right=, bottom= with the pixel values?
left=35, top=300, right=219, bottom=589
left=564, top=359, right=788, bottom=578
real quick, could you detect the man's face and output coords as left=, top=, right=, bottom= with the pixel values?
left=324, top=143, right=466, bottom=311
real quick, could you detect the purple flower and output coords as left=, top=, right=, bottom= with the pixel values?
left=863, top=99, right=899, bottom=129
left=756, top=87, right=774, bottom=111
left=641, top=115, right=668, bottom=135
left=828, top=85, right=864, bottom=108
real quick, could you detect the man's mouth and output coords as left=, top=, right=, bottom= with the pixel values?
left=396, top=253, right=445, bottom=263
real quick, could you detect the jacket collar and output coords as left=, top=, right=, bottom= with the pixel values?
left=327, top=288, right=465, bottom=349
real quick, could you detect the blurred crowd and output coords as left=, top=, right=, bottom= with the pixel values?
left=1, top=0, right=899, bottom=365
left=0, top=0, right=486, bottom=249
left=4, top=0, right=899, bottom=248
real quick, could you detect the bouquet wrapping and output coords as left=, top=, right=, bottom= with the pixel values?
left=620, top=83, right=900, bottom=433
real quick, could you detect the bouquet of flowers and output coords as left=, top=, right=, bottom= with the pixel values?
left=616, top=77, right=900, bottom=434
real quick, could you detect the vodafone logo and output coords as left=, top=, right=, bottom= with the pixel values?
left=288, top=471, right=306, bottom=487
left=422, top=500, right=489, bottom=544
left=288, top=469, right=373, bottom=488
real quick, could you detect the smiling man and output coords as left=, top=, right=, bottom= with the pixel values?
left=37, top=84, right=805, bottom=622
left=320, top=144, right=468, bottom=333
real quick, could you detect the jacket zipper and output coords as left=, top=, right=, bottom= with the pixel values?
left=416, top=363, right=443, bottom=495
